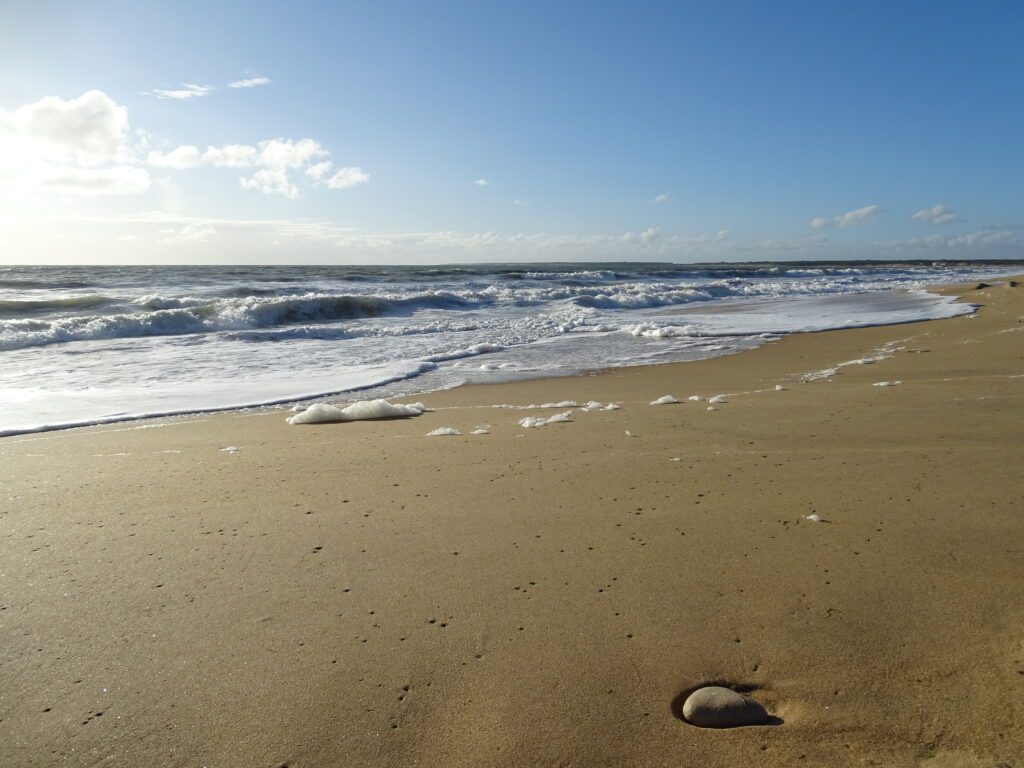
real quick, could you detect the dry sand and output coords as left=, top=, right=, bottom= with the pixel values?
left=1, top=279, right=1022, bottom=767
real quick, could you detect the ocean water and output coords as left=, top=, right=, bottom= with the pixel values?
left=0, top=261, right=1015, bottom=435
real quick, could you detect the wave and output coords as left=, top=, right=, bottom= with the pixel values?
left=131, top=295, right=212, bottom=310
left=0, top=264, right=1012, bottom=352
left=514, top=269, right=622, bottom=282
left=0, top=295, right=115, bottom=315
left=0, top=279, right=919, bottom=350
left=223, top=319, right=484, bottom=343
left=0, top=279, right=93, bottom=289
left=239, top=292, right=478, bottom=323
left=215, top=285, right=291, bottom=298
left=423, top=342, right=504, bottom=363
left=0, top=291, right=491, bottom=351
left=0, top=359, right=442, bottom=438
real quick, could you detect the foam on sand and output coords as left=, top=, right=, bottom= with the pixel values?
left=873, top=380, right=902, bottom=387
left=493, top=401, right=578, bottom=410
left=519, top=410, right=574, bottom=428
left=650, top=395, right=679, bottom=405
left=688, top=395, right=705, bottom=401
left=582, top=400, right=620, bottom=411
left=288, top=398, right=424, bottom=425
left=427, top=427, right=461, bottom=436
left=708, top=394, right=728, bottom=403
left=799, top=339, right=913, bottom=382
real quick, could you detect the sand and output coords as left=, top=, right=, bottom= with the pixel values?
left=1, top=279, right=1022, bottom=767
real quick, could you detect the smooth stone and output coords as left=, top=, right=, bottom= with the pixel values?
left=682, top=686, right=769, bottom=728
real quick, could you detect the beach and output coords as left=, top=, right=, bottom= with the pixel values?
left=1, top=277, right=1022, bottom=766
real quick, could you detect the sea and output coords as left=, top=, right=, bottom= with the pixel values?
left=0, top=261, right=1018, bottom=436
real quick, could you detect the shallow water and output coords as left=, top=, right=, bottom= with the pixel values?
left=0, top=261, right=1015, bottom=435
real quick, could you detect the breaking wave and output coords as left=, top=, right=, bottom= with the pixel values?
left=0, top=292, right=485, bottom=351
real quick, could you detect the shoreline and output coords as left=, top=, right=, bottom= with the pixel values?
left=0, top=282, right=987, bottom=439
left=1, top=277, right=1022, bottom=766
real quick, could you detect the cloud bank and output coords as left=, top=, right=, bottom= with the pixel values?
left=146, top=139, right=368, bottom=199
left=0, top=90, right=368, bottom=199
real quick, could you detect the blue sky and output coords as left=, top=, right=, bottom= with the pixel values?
left=1, top=1, right=1022, bottom=263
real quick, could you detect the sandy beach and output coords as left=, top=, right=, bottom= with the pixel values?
left=1, top=278, right=1022, bottom=767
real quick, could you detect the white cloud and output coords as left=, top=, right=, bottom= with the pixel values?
left=258, top=138, right=328, bottom=168
left=512, top=199, right=527, bottom=206
left=754, top=233, right=831, bottom=251
left=200, top=144, right=260, bottom=167
left=228, top=77, right=271, bottom=89
left=0, top=88, right=359, bottom=202
left=305, top=161, right=333, bottom=180
left=911, top=204, right=958, bottom=225
left=12, top=209, right=1020, bottom=264
left=146, top=145, right=202, bottom=169
left=68, top=211, right=360, bottom=241
left=38, top=165, right=151, bottom=196
left=159, top=222, right=216, bottom=242
left=34, top=212, right=755, bottom=261
left=473, top=178, right=490, bottom=187
left=810, top=205, right=884, bottom=229
left=895, top=227, right=1016, bottom=250
left=652, top=192, right=672, bottom=204
left=0, top=90, right=150, bottom=197
left=325, top=166, right=370, bottom=189
left=149, top=77, right=269, bottom=100
left=150, top=139, right=326, bottom=171
left=150, top=83, right=215, bottom=100
left=240, top=167, right=299, bottom=199
left=836, top=205, right=884, bottom=228
left=147, top=144, right=264, bottom=169
left=1, top=89, right=129, bottom=164
left=145, top=139, right=361, bottom=197
left=347, top=227, right=739, bottom=259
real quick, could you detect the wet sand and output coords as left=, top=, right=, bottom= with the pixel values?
left=1, top=279, right=1022, bottom=767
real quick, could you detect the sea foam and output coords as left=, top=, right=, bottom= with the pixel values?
left=650, top=395, right=679, bottom=405
left=519, top=410, right=573, bottom=428
left=288, top=398, right=423, bottom=425
left=582, top=400, right=620, bottom=411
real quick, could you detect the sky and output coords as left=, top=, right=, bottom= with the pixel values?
left=0, top=0, right=1022, bottom=264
